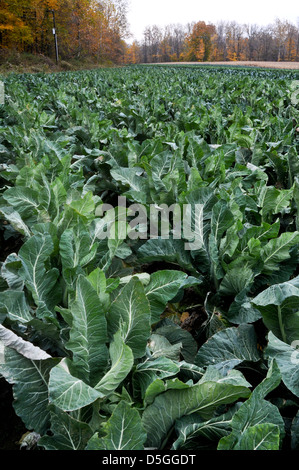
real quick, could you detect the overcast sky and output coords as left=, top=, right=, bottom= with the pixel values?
left=127, top=0, right=299, bottom=41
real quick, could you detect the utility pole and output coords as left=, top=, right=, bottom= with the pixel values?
left=51, top=10, right=59, bottom=65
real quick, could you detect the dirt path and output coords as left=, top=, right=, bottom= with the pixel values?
left=146, top=61, right=299, bottom=70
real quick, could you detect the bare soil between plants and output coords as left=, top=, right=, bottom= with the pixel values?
left=0, top=379, right=27, bottom=450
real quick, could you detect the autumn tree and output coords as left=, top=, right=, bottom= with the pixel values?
left=0, top=0, right=131, bottom=64
left=182, top=21, right=216, bottom=61
left=0, top=0, right=32, bottom=49
left=125, top=40, right=141, bottom=63
left=0, top=0, right=58, bottom=50
left=285, top=25, right=298, bottom=61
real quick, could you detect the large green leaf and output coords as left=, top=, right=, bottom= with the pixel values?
left=219, top=265, right=254, bottom=296
left=137, top=238, right=196, bottom=274
left=144, top=151, right=173, bottom=196
left=199, top=367, right=251, bottom=388
left=107, top=278, right=151, bottom=358
left=260, top=232, right=299, bottom=274
left=39, top=408, right=93, bottom=450
left=172, top=407, right=236, bottom=450
left=0, top=253, right=24, bottom=291
left=219, top=423, right=280, bottom=450
left=0, top=323, right=51, bottom=360
left=87, top=268, right=111, bottom=311
left=18, top=233, right=61, bottom=321
left=239, top=221, right=280, bottom=250
left=252, top=276, right=299, bottom=344
left=95, top=331, right=134, bottom=396
left=48, top=359, right=103, bottom=412
left=195, top=324, right=260, bottom=372
left=86, top=401, right=147, bottom=450
left=0, top=290, right=32, bottom=323
left=260, top=186, right=294, bottom=221
left=108, top=232, right=132, bottom=261
left=66, top=191, right=97, bottom=223
left=226, top=289, right=262, bottom=324
left=218, top=360, right=284, bottom=450
left=148, top=333, right=182, bottom=361
left=0, top=346, right=57, bottom=434
left=210, top=200, right=235, bottom=245
left=2, top=187, right=40, bottom=220
left=142, top=380, right=250, bottom=448
left=154, top=318, right=198, bottom=363
left=66, top=275, right=108, bottom=386
left=132, top=356, right=180, bottom=399
left=144, top=270, right=189, bottom=323
left=59, top=229, right=97, bottom=287
left=143, top=377, right=191, bottom=407
left=264, top=332, right=299, bottom=398
left=0, top=206, right=31, bottom=237
left=110, top=167, right=149, bottom=204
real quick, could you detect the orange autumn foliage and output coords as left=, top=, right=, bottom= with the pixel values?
left=182, top=21, right=216, bottom=61
left=0, top=0, right=129, bottom=64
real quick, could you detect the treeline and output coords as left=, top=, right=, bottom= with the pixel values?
left=0, top=0, right=130, bottom=64
left=1, top=1, right=299, bottom=65
left=126, top=19, right=299, bottom=63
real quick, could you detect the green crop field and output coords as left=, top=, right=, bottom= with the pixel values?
left=0, top=65, right=299, bottom=451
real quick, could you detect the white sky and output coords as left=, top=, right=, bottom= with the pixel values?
left=127, top=0, right=299, bottom=42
